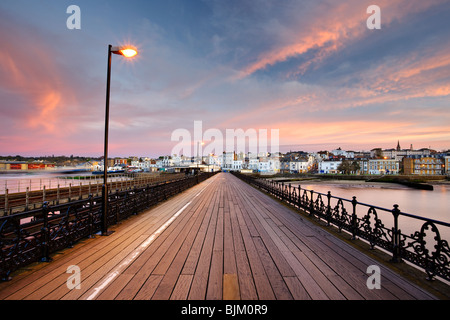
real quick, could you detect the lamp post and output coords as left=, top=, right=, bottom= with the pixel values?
left=102, top=44, right=137, bottom=236
left=196, top=141, right=204, bottom=173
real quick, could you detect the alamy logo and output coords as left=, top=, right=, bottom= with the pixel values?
left=66, top=265, right=81, bottom=290
left=171, top=121, right=279, bottom=157
left=366, top=265, right=381, bottom=289
left=66, top=5, right=81, bottom=30
left=367, top=5, right=381, bottom=29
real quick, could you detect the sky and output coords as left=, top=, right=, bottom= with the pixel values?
left=0, top=0, right=449, bottom=158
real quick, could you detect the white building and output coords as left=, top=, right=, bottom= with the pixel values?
left=130, top=160, right=140, bottom=168
left=248, top=158, right=259, bottom=171
left=368, top=159, right=399, bottom=175
left=289, top=160, right=309, bottom=173
left=222, top=152, right=235, bottom=170
left=258, top=156, right=280, bottom=174
left=318, top=160, right=342, bottom=174
left=206, top=154, right=222, bottom=167
left=131, top=160, right=151, bottom=171
left=161, top=156, right=175, bottom=167
left=180, top=156, right=193, bottom=166
left=331, top=148, right=354, bottom=158
left=232, top=160, right=243, bottom=171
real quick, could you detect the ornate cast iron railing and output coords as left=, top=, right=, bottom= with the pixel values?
left=232, top=172, right=450, bottom=282
left=0, top=172, right=217, bottom=281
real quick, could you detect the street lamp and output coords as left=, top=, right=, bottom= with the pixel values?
left=102, top=44, right=138, bottom=236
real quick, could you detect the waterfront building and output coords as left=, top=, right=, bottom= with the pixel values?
left=331, top=147, right=354, bottom=159
left=289, top=159, right=309, bottom=173
left=258, top=156, right=280, bottom=174
left=445, top=156, right=450, bottom=176
left=161, top=156, right=175, bottom=167
left=248, top=158, right=259, bottom=171
left=371, top=142, right=435, bottom=161
left=130, top=159, right=156, bottom=172
left=222, top=152, right=235, bottom=171
left=318, top=160, right=342, bottom=174
left=353, top=151, right=371, bottom=159
left=368, top=159, right=399, bottom=175
left=232, top=160, right=243, bottom=171
left=206, top=154, right=222, bottom=167
left=114, top=158, right=128, bottom=165
left=279, top=160, right=290, bottom=173
left=0, top=161, right=55, bottom=171
left=403, top=156, right=444, bottom=175
left=354, top=159, right=369, bottom=175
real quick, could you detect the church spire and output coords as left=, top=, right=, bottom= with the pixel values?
left=396, top=140, right=401, bottom=151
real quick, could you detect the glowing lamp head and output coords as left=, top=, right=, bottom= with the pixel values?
left=111, top=46, right=138, bottom=58
left=119, top=48, right=138, bottom=58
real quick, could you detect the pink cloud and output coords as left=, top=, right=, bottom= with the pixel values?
left=238, top=0, right=447, bottom=79
left=0, top=29, right=77, bottom=135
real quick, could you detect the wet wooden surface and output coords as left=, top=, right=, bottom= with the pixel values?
left=0, top=172, right=436, bottom=300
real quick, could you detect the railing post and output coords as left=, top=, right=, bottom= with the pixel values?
left=4, top=189, right=8, bottom=216
left=40, top=201, right=52, bottom=262
left=326, top=191, right=332, bottom=226
left=351, top=196, right=358, bottom=240
left=277, top=181, right=281, bottom=199
left=25, top=187, right=29, bottom=211
left=288, top=183, right=292, bottom=204
left=391, top=204, right=403, bottom=263
left=116, top=189, right=121, bottom=222
left=133, top=186, right=138, bottom=215
left=88, top=194, right=94, bottom=238
left=297, top=185, right=301, bottom=208
left=309, top=190, right=314, bottom=217
left=101, top=185, right=108, bottom=235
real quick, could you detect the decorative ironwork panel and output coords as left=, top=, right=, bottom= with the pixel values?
left=403, top=221, right=450, bottom=281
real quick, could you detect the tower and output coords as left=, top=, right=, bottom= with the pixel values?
left=396, top=140, right=401, bottom=151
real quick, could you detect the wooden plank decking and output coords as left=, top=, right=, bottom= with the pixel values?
left=0, top=172, right=436, bottom=300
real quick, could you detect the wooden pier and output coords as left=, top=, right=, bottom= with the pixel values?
left=0, top=172, right=437, bottom=300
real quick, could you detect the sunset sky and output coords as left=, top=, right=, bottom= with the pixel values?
left=0, top=0, right=449, bottom=158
